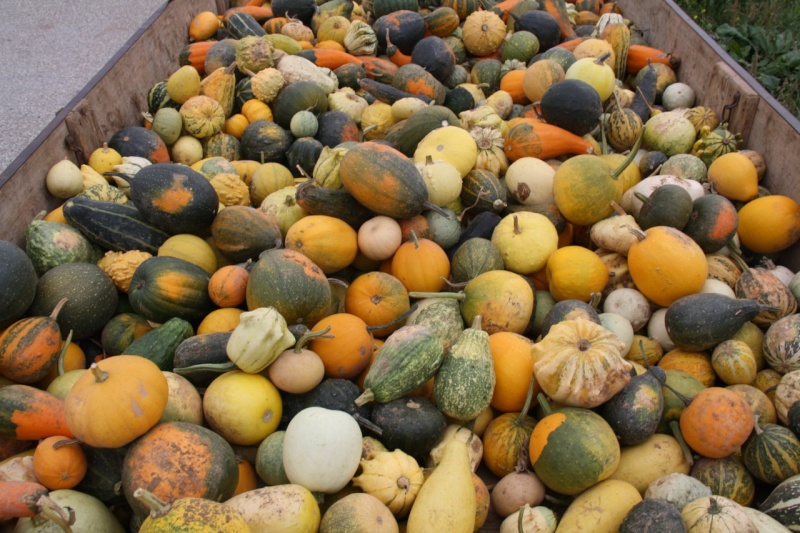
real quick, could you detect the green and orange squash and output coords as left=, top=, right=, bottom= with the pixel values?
left=0, top=298, right=66, bottom=384
left=129, top=163, right=219, bottom=236
left=128, top=256, right=214, bottom=325
left=107, top=126, right=170, bottom=164
left=0, top=384, right=74, bottom=440
left=210, top=205, right=283, bottom=263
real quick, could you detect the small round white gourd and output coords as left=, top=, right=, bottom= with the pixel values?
left=603, top=287, right=652, bottom=332
left=699, top=278, right=736, bottom=298
left=661, top=82, right=696, bottom=111
left=599, top=312, right=635, bottom=354
left=46, top=159, right=84, bottom=199
left=647, top=308, right=675, bottom=352
left=282, top=406, right=363, bottom=494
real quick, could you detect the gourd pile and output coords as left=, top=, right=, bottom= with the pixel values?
left=4, top=0, right=800, bottom=531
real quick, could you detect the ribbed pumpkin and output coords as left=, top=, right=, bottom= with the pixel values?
left=64, top=356, right=168, bottom=448
left=180, top=95, right=226, bottom=139
left=531, top=319, right=632, bottom=408
left=350, top=449, right=424, bottom=518
left=128, top=256, right=214, bottom=325
left=764, top=314, right=800, bottom=375
left=681, top=495, right=757, bottom=533
left=735, top=262, right=797, bottom=328
left=743, top=416, right=800, bottom=485
left=691, top=455, right=756, bottom=506
left=344, top=271, right=410, bottom=338
left=246, top=248, right=332, bottom=326
left=461, top=10, right=507, bottom=57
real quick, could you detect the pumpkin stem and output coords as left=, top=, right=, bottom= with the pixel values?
left=293, top=325, right=333, bottom=353
left=409, top=290, right=466, bottom=301
left=609, top=201, right=627, bottom=217
left=442, top=278, right=468, bottom=290
left=627, top=226, right=647, bottom=242
left=588, top=292, right=601, bottom=309
left=470, top=315, right=483, bottom=331
left=56, top=329, right=74, bottom=377
left=365, top=303, right=419, bottom=333
left=353, top=413, right=383, bottom=436
left=50, top=298, right=69, bottom=321
left=133, top=488, right=173, bottom=519
left=753, top=413, right=763, bottom=435
left=35, top=495, right=74, bottom=533
left=89, top=362, right=109, bottom=383
left=668, top=420, right=695, bottom=467
left=173, top=361, right=237, bottom=378
left=408, top=230, right=420, bottom=249
left=51, top=438, right=81, bottom=450
left=514, top=370, right=538, bottom=426
left=517, top=504, right=529, bottom=532
left=594, top=51, right=612, bottom=65
left=354, top=389, right=375, bottom=407
left=728, top=251, right=751, bottom=273
left=423, top=201, right=453, bottom=218
left=609, top=130, right=642, bottom=180
left=537, top=393, right=553, bottom=417
left=327, top=277, right=350, bottom=289
left=600, top=112, right=610, bottom=156
left=512, top=214, right=522, bottom=235
left=397, top=475, right=410, bottom=491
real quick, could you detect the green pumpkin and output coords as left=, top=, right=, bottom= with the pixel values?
left=743, top=417, right=800, bottom=485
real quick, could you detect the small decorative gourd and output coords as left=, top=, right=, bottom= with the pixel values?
left=134, top=488, right=250, bottom=533
left=226, top=306, right=296, bottom=373
left=351, top=449, right=424, bottom=517
left=249, top=67, right=284, bottom=104
left=531, top=318, right=632, bottom=408
left=461, top=10, right=507, bottom=57
left=433, top=315, right=495, bottom=421
left=690, top=122, right=742, bottom=167
left=470, top=126, right=508, bottom=176
left=344, top=20, right=378, bottom=56
left=0, top=298, right=67, bottom=384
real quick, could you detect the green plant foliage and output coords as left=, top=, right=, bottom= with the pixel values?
left=675, top=0, right=800, bottom=117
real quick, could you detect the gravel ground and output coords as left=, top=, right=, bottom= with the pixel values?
left=0, top=0, right=166, bottom=175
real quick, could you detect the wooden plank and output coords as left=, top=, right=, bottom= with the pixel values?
left=617, top=0, right=800, bottom=269
left=0, top=0, right=220, bottom=247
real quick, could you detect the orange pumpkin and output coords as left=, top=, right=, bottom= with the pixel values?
left=207, top=264, right=249, bottom=308
left=63, top=355, right=169, bottom=448
left=489, top=331, right=538, bottom=413
left=391, top=232, right=450, bottom=293
left=32, top=436, right=87, bottom=490
left=679, top=387, right=754, bottom=459
left=345, top=272, right=411, bottom=338
left=503, top=121, right=596, bottom=162
left=499, top=69, right=529, bottom=105
left=308, top=313, right=375, bottom=379
left=658, top=349, right=716, bottom=388
left=285, top=215, right=359, bottom=274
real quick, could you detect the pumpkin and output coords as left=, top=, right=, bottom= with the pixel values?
left=737, top=195, right=800, bottom=254
left=318, top=492, right=399, bottom=533
left=491, top=212, right=559, bottom=275
left=627, top=226, right=709, bottom=308
left=246, top=248, right=332, bottom=326
left=531, top=319, right=632, bottom=408
left=690, top=455, right=756, bottom=506
left=211, top=205, right=282, bottom=264
left=203, top=370, right=283, bottom=446
left=734, top=261, right=797, bottom=328
left=546, top=245, right=609, bottom=302
left=742, top=415, right=800, bottom=485
left=681, top=495, right=758, bottom=532
left=284, top=215, right=358, bottom=275
left=345, top=271, right=410, bottom=338
left=357, top=215, right=403, bottom=262
left=64, top=356, right=168, bottom=448
left=32, top=436, right=87, bottom=490
left=0, top=241, right=38, bottom=330
left=135, top=488, right=249, bottom=533
left=529, top=397, right=621, bottom=496
left=679, top=387, right=755, bottom=459
left=207, top=264, right=249, bottom=309
left=390, top=231, right=450, bottom=293
left=461, top=10, right=507, bottom=57
left=764, top=314, right=800, bottom=375
left=283, top=407, right=362, bottom=494
left=307, top=313, right=374, bottom=380
left=413, top=125, right=478, bottom=178
left=351, top=449, right=423, bottom=517
left=122, top=421, right=239, bottom=520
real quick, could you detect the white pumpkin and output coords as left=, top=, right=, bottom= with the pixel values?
left=282, top=407, right=363, bottom=494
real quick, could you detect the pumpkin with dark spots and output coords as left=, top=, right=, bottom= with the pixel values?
left=122, top=421, right=239, bottom=521
left=130, top=163, right=219, bottom=235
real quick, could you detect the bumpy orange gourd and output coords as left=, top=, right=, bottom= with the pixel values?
left=680, top=387, right=755, bottom=459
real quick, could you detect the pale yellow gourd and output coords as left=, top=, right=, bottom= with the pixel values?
left=406, top=440, right=476, bottom=533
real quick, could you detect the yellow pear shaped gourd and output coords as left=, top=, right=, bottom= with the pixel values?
left=406, top=440, right=476, bottom=532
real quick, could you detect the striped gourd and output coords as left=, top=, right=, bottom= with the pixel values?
left=764, top=314, right=800, bottom=375
left=743, top=417, right=800, bottom=485
left=62, top=197, right=169, bottom=255
left=599, top=20, right=631, bottom=79
left=691, top=123, right=742, bottom=167
left=690, top=455, right=756, bottom=507
left=760, top=474, right=800, bottom=530
left=225, top=12, right=266, bottom=39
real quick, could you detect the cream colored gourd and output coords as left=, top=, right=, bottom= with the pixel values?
left=504, top=157, right=555, bottom=207
left=415, top=157, right=463, bottom=207
left=351, top=449, right=424, bottom=517
left=282, top=407, right=363, bottom=494
left=531, top=319, right=632, bottom=408
left=224, top=484, right=321, bottom=533
left=428, top=424, right=483, bottom=472
left=681, top=495, right=758, bottom=533
left=589, top=204, right=642, bottom=256
left=15, top=489, right=126, bottom=533
left=226, top=306, right=295, bottom=373
left=499, top=505, right=557, bottom=533
left=46, top=159, right=84, bottom=199
left=406, top=440, right=476, bottom=533
left=274, top=54, right=338, bottom=94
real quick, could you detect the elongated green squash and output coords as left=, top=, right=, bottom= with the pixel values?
left=355, top=324, right=444, bottom=406
left=432, top=316, right=494, bottom=421
left=62, top=197, right=169, bottom=255
left=665, top=293, right=764, bottom=351
left=123, top=317, right=195, bottom=371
